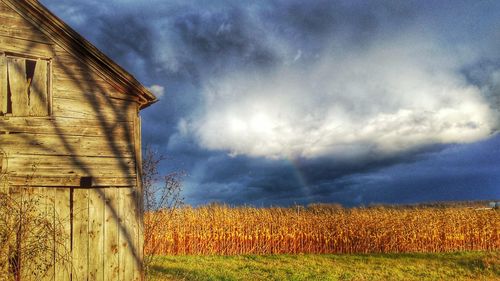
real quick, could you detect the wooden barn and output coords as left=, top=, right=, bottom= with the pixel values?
left=0, top=0, right=157, bottom=280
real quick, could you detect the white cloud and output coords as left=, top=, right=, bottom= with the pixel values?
left=182, top=33, right=498, bottom=160
left=148, top=84, right=165, bottom=99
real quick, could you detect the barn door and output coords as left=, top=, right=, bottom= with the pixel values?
left=0, top=187, right=72, bottom=281
left=0, top=187, right=141, bottom=281
left=70, top=187, right=141, bottom=281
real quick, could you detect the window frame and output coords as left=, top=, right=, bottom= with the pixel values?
left=0, top=51, right=52, bottom=118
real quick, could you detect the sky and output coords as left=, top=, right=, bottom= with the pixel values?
left=41, top=0, right=500, bottom=206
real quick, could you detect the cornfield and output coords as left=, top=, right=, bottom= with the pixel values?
left=145, top=204, right=500, bottom=256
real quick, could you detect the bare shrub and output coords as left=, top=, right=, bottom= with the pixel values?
left=0, top=164, right=68, bottom=281
left=0, top=188, right=70, bottom=281
left=141, top=146, right=184, bottom=275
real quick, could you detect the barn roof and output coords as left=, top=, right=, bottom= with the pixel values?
left=3, top=0, right=158, bottom=109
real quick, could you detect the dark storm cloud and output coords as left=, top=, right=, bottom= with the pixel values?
left=174, top=10, right=277, bottom=71
left=183, top=144, right=451, bottom=206
left=41, top=0, right=424, bottom=82
left=97, top=16, right=155, bottom=72
left=40, top=0, right=500, bottom=206
left=196, top=136, right=500, bottom=207
left=264, top=0, right=416, bottom=47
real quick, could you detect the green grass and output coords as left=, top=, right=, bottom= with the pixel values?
left=147, top=251, right=500, bottom=281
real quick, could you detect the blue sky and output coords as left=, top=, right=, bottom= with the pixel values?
left=41, top=0, right=500, bottom=206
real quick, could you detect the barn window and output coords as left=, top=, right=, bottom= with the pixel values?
left=0, top=54, right=50, bottom=117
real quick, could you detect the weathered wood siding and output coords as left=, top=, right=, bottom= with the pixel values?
left=0, top=1, right=144, bottom=280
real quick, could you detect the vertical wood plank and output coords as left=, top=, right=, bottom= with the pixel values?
left=88, top=188, right=104, bottom=281
left=7, top=57, right=28, bottom=116
left=135, top=187, right=145, bottom=281
left=8, top=187, right=21, bottom=281
left=118, top=188, right=126, bottom=281
left=15, top=188, right=28, bottom=281
left=54, top=188, right=71, bottom=281
left=120, top=188, right=139, bottom=281
left=134, top=114, right=144, bottom=281
left=23, top=188, right=37, bottom=280
left=72, top=188, right=89, bottom=281
left=0, top=186, right=9, bottom=280
left=32, top=187, right=55, bottom=281
left=0, top=54, right=7, bottom=115
left=44, top=188, right=56, bottom=281
left=104, top=188, right=120, bottom=281
left=29, top=59, right=48, bottom=116
left=133, top=189, right=141, bottom=281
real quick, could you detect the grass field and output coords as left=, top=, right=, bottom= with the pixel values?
left=148, top=251, right=500, bottom=281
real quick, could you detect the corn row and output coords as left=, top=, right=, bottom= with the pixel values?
left=144, top=205, right=500, bottom=255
